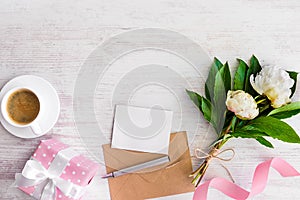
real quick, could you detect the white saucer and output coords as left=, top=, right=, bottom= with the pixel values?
left=0, top=75, right=60, bottom=138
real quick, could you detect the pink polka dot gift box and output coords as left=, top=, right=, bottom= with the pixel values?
left=14, top=139, right=99, bottom=200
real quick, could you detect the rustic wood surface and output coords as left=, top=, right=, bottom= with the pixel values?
left=1, top=0, right=300, bottom=199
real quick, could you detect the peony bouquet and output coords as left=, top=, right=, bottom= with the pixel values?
left=186, top=55, right=300, bottom=187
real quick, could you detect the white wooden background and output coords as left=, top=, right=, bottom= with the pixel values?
left=1, top=0, right=300, bottom=200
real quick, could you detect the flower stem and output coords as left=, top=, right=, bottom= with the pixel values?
left=260, top=104, right=270, bottom=113
left=256, top=98, right=267, bottom=104
left=191, top=117, right=234, bottom=187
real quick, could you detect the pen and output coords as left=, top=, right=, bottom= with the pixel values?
left=102, top=155, right=170, bottom=178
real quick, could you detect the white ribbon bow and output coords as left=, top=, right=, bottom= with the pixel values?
left=15, top=148, right=87, bottom=200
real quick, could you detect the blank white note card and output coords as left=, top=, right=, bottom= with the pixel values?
left=111, top=105, right=173, bottom=154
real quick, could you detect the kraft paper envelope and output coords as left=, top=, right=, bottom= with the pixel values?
left=102, top=131, right=195, bottom=200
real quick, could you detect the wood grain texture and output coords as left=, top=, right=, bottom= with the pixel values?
left=1, top=0, right=300, bottom=199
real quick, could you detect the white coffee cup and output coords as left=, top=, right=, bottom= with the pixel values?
left=1, top=87, right=43, bottom=135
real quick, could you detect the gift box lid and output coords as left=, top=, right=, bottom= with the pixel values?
left=31, top=139, right=99, bottom=186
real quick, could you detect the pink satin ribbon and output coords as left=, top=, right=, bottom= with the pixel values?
left=193, top=158, right=300, bottom=200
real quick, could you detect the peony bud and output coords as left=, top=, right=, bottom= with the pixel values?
left=226, top=90, right=259, bottom=120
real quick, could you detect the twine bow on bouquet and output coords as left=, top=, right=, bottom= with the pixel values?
left=187, top=55, right=300, bottom=187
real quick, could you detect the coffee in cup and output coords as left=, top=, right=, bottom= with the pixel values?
left=6, top=89, right=40, bottom=125
left=1, top=87, right=42, bottom=135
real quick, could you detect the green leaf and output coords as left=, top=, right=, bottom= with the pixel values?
left=186, top=89, right=202, bottom=108
left=240, top=116, right=300, bottom=143
left=186, top=89, right=213, bottom=125
left=231, top=116, right=237, bottom=132
left=220, top=62, right=232, bottom=93
left=287, top=71, right=298, bottom=98
left=213, top=63, right=231, bottom=133
left=231, top=129, right=268, bottom=138
left=256, top=137, right=274, bottom=148
left=268, top=101, right=300, bottom=119
left=213, top=63, right=231, bottom=107
left=250, top=55, right=262, bottom=75
left=234, top=59, right=248, bottom=90
left=205, top=58, right=223, bottom=101
left=201, top=97, right=212, bottom=122
left=231, top=129, right=274, bottom=148
left=245, top=55, right=262, bottom=95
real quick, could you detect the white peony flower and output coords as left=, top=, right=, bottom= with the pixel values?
left=250, top=66, right=294, bottom=108
left=226, top=90, right=259, bottom=120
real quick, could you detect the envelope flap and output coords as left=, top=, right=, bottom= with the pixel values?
left=102, top=145, right=166, bottom=173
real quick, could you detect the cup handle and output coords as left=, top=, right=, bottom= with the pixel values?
left=31, top=122, right=42, bottom=135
